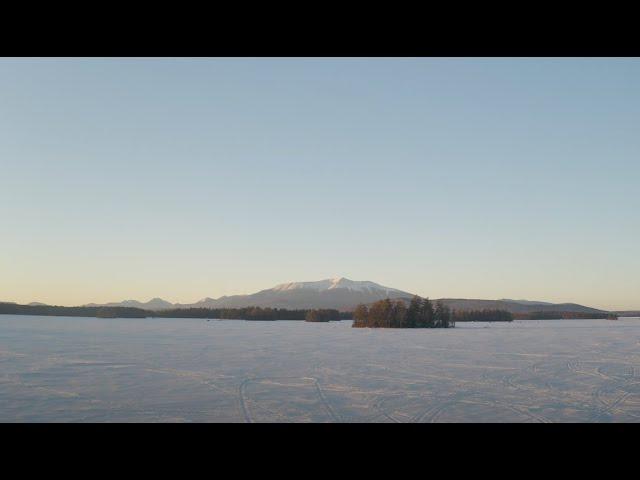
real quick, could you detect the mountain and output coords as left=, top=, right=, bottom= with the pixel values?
left=84, top=297, right=174, bottom=310
left=177, top=277, right=414, bottom=311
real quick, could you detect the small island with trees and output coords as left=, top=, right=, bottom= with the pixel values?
left=353, top=297, right=454, bottom=328
left=352, top=296, right=516, bottom=328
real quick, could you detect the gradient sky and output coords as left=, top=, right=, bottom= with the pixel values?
left=1, top=58, right=638, bottom=310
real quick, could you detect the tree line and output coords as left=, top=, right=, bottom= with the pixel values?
left=305, top=309, right=342, bottom=322
left=156, top=307, right=346, bottom=321
left=0, top=302, right=345, bottom=321
left=453, top=309, right=513, bottom=322
left=0, top=303, right=148, bottom=318
left=352, top=297, right=454, bottom=328
left=5, top=301, right=586, bottom=323
left=155, top=307, right=306, bottom=320
left=513, top=311, right=617, bottom=320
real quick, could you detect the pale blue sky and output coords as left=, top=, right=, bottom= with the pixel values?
left=1, top=58, right=638, bottom=309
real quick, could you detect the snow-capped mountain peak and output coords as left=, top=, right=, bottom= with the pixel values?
left=270, top=277, right=406, bottom=294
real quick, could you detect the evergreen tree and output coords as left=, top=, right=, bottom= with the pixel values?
left=381, top=299, right=394, bottom=328
left=405, top=296, right=421, bottom=328
left=433, top=300, right=442, bottom=328
left=391, top=300, right=407, bottom=328
left=421, top=298, right=434, bottom=328
left=434, top=300, right=450, bottom=328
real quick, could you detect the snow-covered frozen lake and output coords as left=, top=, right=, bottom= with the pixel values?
left=1, top=315, right=639, bottom=422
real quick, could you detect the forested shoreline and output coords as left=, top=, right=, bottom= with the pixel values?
left=0, top=300, right=614, bottom=323
left=305, top=309, right=342, bottom=322
left=0, top=303, right=149, bottom=318
left=454, top=309, right=514, bottom=322
left=0, top=302, right=346, bottom=321
left=514, top=311, right=618, bottom=320
left=156, top=306, right=345, bottom=321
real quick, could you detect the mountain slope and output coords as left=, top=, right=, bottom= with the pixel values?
left=437, top=298, right=606, bottom=314
left=84, top=298, right=174, bottom=310
left=180, top=277, right=414, bottom=310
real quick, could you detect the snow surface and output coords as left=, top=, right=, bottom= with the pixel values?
left=1, top=315, right=640, bottom=422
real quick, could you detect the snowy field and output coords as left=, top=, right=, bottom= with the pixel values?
left=1, top=315, right=640, bottom=422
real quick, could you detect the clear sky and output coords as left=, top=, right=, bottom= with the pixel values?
left=1, top=58, right=638, bottom=310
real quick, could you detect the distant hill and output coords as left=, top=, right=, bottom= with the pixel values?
left=84, top=298, right=174, bottom=310
left=498, top=299, right=554, bottom=306
left=437, top=298, right=607, bottom=315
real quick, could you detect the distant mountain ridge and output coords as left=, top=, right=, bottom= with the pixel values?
left=498, top=299, right=554, bottom=306
left=79, top=277, right=611, bottom=314
left=84, top=298, right=174, bottom=310
left=437, top=299, right=606, bottom=315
